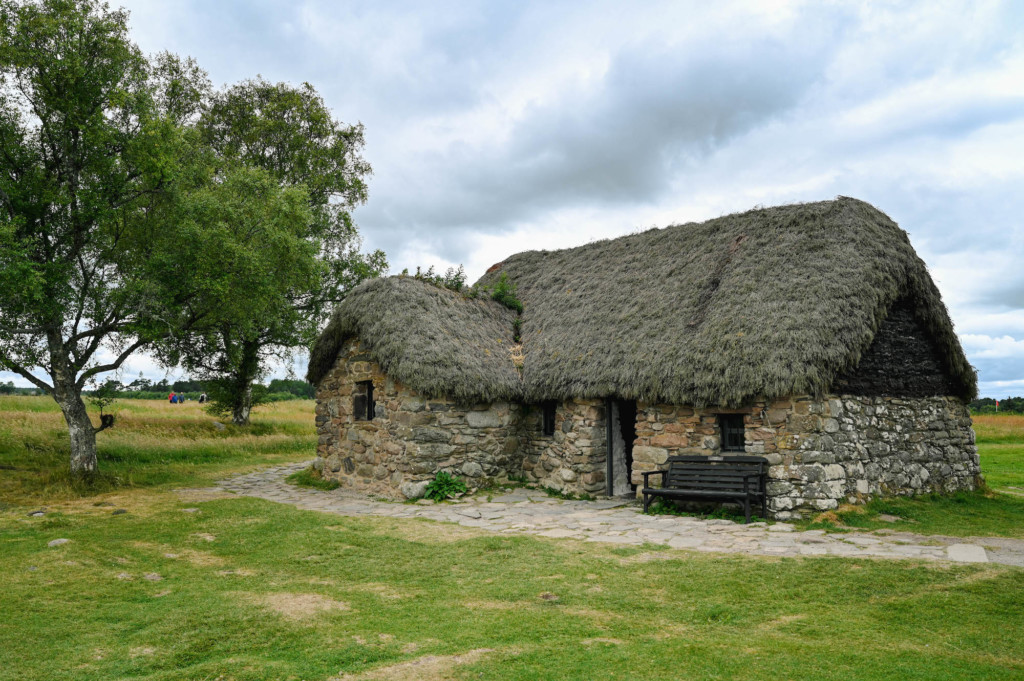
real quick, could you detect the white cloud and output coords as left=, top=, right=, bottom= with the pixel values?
left=8, top=0, right=1024, bottom=393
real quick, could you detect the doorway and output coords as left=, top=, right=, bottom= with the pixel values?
left=606, top=399, right=637, bottom=496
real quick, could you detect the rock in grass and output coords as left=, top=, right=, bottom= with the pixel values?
left=180, top=508, right=200, bottom=513
left=48, top=538, right=70, bottom=547
left=112, top=509, right=128, bottom=515
left=28, top=510, right=44, bottom=517
left=144, top=573, right=163, bottom=581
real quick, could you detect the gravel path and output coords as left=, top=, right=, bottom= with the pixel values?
left=216, top=462, right=1024, bottom=567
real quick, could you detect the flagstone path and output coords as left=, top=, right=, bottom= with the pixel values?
left=215, top=462, right=1024, bottom=567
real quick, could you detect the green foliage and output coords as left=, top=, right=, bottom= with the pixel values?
left=971, top=396, right=1024, bottom=414
left=286, top=466, right=340, bottom=491
left=0, top=0, right=233, bottom=472
left=404, top=265, right=467, bottom=292
left=486, top=272, right=523, bottom=313
left=164, top=77, right=387, bottom=425
left=268, top=379, right=315, bottom=399
left=424, top=470, right=468, bottom=501
left=201, top=376, right=270, bottom=419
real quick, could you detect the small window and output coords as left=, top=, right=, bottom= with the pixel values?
left=542, top=401, right=557, bottom=436
left=719, top=414, right=745, bottom=452
left=353, top=380, right=374, bottom=420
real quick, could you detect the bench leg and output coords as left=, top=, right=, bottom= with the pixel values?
left=761, top=495, right=767, bottom=521
left=643, top=493, right=650, bottom=513
left=744, top=497, right=751, bottom=524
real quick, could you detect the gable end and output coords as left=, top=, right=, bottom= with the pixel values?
left=832, top=299, right=961, bottom=398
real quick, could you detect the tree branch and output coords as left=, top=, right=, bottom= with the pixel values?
left=75, top=338, right=148, bottom=389
left=0, top=359, right=53, bottom=393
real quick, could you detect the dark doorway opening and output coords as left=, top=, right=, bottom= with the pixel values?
left=606, top=399, right=637, bottom=496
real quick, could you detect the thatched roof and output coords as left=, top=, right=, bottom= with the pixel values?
left=308, top=198, right=976, bottom=404
left=306, top=276, right=523, bottom=403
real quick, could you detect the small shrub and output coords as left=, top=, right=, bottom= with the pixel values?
left=489, top=272, right=523, bottom=313
left=405, top=265, right=467, bottom=292
left=424, top=471, right=468, bottom=501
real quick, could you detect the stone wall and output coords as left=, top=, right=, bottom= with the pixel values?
left=314, top=340, right=522, bottom=498
left=631, top=395, right=980, bottom=519
left=520, top=399, right=608, bottom=496
left=316, top=341, right=978, bottom=514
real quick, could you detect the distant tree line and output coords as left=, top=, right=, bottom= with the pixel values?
left=82, top=376, right=314, bottom=402
left=970, top=397, right=1024, bottom=414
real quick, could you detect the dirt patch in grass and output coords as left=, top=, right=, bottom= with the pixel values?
left=564, top=606, right=620, bottom=621
left=131, top=541, right=224, bottom=567
left=332, top=648, right=495, bottom=681
left=463, top=599, right=520, bottom=611
left=347, top=582, right=412, bottom=600
left=370, top=518, right=487, bottom=544
left=251, top=592, right=350, bottom=620
left=174, top=488, right=236, bottom=503
left=130, top=541, right=226, bottom=567
left=758, top=614, right=808, bottom=630
left=581, top=637, right=623, bottom=646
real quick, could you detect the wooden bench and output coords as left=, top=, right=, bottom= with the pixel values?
left=641, top=455, right=768, bottom=523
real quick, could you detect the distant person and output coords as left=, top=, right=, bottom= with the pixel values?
left=168, top=392, right=175, bottom=403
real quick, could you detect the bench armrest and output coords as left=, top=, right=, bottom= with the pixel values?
left=641, top=470, right=665, bottom=487
left=741, top=471, right=764, bottom=492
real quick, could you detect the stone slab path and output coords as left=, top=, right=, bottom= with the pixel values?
left=217, top=463, right=1024, bottom=567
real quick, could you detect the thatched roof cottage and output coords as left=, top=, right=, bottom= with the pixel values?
left=308, top=198, right=980, bottom=518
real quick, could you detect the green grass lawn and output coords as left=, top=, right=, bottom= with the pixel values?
left=2, top=496, right=1023, bottom=681
left=1, top=396, right=1023, bottom=679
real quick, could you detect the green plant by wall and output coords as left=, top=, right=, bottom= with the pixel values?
left=424, top=470, right=468, bottom=501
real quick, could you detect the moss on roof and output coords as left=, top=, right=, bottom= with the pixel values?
left=308, top=198, right=976, bottom=404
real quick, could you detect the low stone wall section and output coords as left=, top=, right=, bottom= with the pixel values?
left=631, top=395, right=980, bottom=519
left=314, top=341, right=522, bottom=499
left=520, top=399, right=608, bottom=496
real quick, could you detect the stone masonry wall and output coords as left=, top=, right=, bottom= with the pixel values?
left=632, top=395, right=979, bottom=520
left=314, top=340, right=522, bottom=499
left=520, top=399, right=608, bottom=496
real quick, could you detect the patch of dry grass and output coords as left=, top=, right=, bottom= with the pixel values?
left=250, top=592, right=351, bottom=620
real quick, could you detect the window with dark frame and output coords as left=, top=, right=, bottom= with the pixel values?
left=542, top=401, right=557, bottom=437
left=353, top=380, right=374, bottom=421
left=719, top=414, right=745, bottom=452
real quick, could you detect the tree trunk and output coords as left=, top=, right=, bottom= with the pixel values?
left=230, top=340, right=260, bottom=426
left=48, top=335, right=99, bottom=476
left=55, top=388, right=98, bottom=476
left=231, top=385, right=252, bottom=426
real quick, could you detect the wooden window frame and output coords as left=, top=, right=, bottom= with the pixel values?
left=542, top=401, right=557, bottom=437
left=354, top=380, right=375, bottom=421
left=718, top=413, right=745, bottom=452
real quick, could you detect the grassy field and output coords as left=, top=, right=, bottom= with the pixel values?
left=0, top=396, right=315, bottom=505
left=1, top=397, right=1023, bottom=680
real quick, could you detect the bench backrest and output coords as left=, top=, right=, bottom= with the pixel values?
left=663, top=455, right=768, bottom=492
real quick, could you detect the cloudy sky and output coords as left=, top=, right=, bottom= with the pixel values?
left=5, top=0, right=1023, bottom=397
